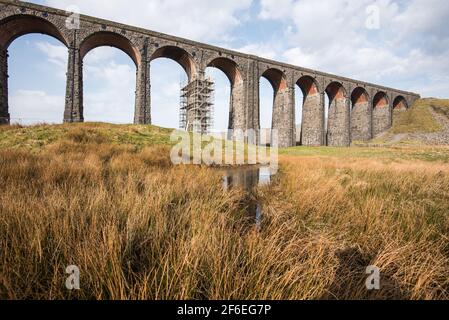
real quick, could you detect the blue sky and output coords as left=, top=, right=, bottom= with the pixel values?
left=7, top=0, right=449, bottom=129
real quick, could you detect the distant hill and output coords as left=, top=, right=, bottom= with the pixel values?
left=370, top=98, right=449, bottom=146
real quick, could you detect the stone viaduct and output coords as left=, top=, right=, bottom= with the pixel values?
left=0, top=0, right=420, bottom=147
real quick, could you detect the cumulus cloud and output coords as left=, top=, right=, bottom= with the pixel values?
left=44, top=0, right=252, bottom=43
left=258, top=0, right=449, bottom=96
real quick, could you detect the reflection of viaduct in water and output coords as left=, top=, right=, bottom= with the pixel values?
left=0, top=0, right=420, bottom=147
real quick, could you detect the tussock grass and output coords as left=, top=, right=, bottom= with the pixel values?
left=257, top=156, right=449, bottom=299
left=0, top=123, right=448, bottom=300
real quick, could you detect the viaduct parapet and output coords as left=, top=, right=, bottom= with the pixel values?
left=0, top=0, right=420, bottom=147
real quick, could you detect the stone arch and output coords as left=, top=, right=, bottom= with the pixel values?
left=206, top=57, right=242, bottom=86
left=393, top=95, right=408, bottom=111
left=325, top=81, right=347, bottom=102
left=205, top=56, right=245, bottom=132
left=261, top=68, right=287, bottom=92
left=204, top=57, right=241, bottom=133
left=351, top=87, right=371, bottom=141
left=297, top=75, right=320, bottom=98
left=372, top=91, right=391, bottom=136
left=0, top=14, right=69, bottom=124
left=373, top=91, right=389, bottom=109
left=150, top=45, right=197, bottom=81
left=297, top=75, right=323, bottom=146
left=80, top=31, right=141, bottom=67
left=259, top=68, right=292, bottom=147
left=351, top=87, right=370, bottom=108
left=0, top=14, right=68, bottom=49
left=325, top=81, right=350, bottom=146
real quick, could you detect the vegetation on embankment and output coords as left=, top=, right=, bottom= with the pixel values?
left=0, top=122, right=174, bottom=151
left=369, top=98, right=449, bottom=145
left=281, top=145, right=449, bottom=162
left=0, top=122, right=448, bottom=300
left=391, top=98, right=448, bottom=134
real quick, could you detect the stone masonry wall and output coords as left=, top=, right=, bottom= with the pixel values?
left=351, top=101, right=371, bottom=141
left=373, top=105, right=391, bottom=137
left=0, top=47, right=8, bottom=124
left=327, top=97, right=350, bottom=146
left=272, top=87, right=294, bottom=148
left=301, top=92, right=324, bottom=146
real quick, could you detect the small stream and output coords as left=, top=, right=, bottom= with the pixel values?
left=222, top=166, right=277, bottom=228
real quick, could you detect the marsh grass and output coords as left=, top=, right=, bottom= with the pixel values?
left=0, top=123, right=448, bottom=300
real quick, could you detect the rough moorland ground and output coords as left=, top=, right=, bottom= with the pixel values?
left=0, top=99, right=448, bottom=300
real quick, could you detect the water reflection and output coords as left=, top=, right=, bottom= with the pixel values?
left=222, top=166, right=277, bottom=229
left=222, top=166, right=277, bottom=191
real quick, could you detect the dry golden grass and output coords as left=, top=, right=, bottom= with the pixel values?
left=0, top=125, right=448, bottom=300
left=258, top=156, right=449, bottom=299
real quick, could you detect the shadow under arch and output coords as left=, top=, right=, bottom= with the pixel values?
left=325, top=81, right=347, bottom=102
left=296, top=75, right=323, bottom=146
left=261, top=68, right=287, bottom=93
left=297, top=75, right=320, bottom=98
left=351, top=87, right=370, bottom=108
left=393, top=95, right=408, bottom=111
left=373, top=91, right=389, bottom=109
left=207, top=57, right=242, bottom=86
left=150, top=46, right=197, bottom=81
left=80, top=31, right=141, bottom=67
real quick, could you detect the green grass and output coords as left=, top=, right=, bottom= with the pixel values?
left=281, top=145, right=449, bottom=163
left=0, top=122, right=174, bottom=151
left=389, top=98, right=446, bottom=134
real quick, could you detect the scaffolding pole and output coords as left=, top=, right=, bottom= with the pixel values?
left=179, top=73, right=215, bottom=135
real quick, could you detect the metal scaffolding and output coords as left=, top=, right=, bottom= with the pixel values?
left=179, top=74, right=215, bottom=134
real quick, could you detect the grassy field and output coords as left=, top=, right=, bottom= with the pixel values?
left=0, top=109, right=448, bottom=299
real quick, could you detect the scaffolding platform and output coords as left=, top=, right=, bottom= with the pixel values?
left=179, top=74, right=215, bottom=134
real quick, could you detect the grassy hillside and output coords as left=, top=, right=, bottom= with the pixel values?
left=371, top=98, right=449, bottom=145
left=391, top=98, right=447, bottom=134
left=0, top=123, right=174, bottom=151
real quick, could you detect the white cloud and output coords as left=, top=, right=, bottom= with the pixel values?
left=36, top=41, right=67, bottom=69
left=259, top=0, right=294, bottom=20
left=9, top=90, right=64, bottom=124
left=236, top=43, right=278, bottom=60
left=83, top=53, right=136, bottom=124
left=45, top=0, right=252, bottom=43
left=259, top=0, right=449, bottom=96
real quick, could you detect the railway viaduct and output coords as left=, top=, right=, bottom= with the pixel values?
left=0, top=0, right=420, bottom=147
